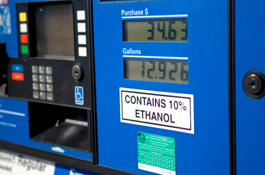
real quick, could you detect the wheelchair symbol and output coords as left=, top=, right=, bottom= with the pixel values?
left=75, top=87, right=84, bottom=105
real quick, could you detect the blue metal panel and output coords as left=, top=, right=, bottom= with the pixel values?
left=0, top=97, right=29, bottom=143
left=235, top=0, right=265, bottom=174
left=54, top=164, right=101, bottom=175
left=93, top=0, right=230, bottom=174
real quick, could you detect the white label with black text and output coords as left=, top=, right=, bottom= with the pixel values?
left=120, top=88, right=194, bottom=134
left=0, top=149, right=55, bottom=175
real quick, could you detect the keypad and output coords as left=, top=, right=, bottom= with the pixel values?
left=32, top=65, right=54, bottom=101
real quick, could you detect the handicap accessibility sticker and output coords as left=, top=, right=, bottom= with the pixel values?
left=75, top=86, right=84, bottom=105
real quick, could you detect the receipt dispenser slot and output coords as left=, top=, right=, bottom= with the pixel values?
left=29, top=102, right=92, bottom=152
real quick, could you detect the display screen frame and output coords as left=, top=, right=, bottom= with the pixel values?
left=124, top=59, right=189, bottom=84
left=28, top=1, right=75, bottom=61
left=123, top=18, right=188, bottom=42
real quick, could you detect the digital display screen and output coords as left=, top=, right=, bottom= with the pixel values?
left=34, top=3, right=75, bottom=60
left=124, top=59, right=188, bottom=84
left=123, top=19, right=187, bottom=42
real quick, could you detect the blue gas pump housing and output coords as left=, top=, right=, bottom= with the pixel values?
left=0, top=0, right=264, bottom=175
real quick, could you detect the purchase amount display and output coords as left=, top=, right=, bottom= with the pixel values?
left=124, top=59, right=188, bottom=84
left=123, top=19, right=187, bottom=42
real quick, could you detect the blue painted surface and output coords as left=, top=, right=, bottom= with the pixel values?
left=54, top=164, right=101, bottom=175
left=235, top=0, right=265, bottom=174
left=0, top=97, right=29, bottom=144
left=93, top=0, right=230, bottom=174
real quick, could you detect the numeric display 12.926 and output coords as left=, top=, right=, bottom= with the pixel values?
left=123, top=19, right=187, bottom=42
left=124, top=59, right=188, bottom=84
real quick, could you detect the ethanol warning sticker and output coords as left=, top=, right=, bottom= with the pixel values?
left=137, top=132, right=176, bottom=175
left=120, top=88, right=194, bottom=134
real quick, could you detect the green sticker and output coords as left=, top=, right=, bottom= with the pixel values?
left=138, top=132, right=176, bottom=175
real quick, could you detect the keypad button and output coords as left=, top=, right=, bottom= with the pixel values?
left=21, top=34, right=28, bottom=44
left=33, top=91, right=39, bottom=99
left=12, top=73, right=24, bottom=81
left=47, top=93, right=53, bottom=101
left=19, top=12, right=27, bottom=22
left=39, top=75, right=45, bottom=82
left=32, top=74, right=38, bottom=82
left=46, top=84, right=53, bottom=92
left=20, top=23, right=27, bottom=33
left=32, top=65, right=38, bottom=73
left=77, top=10, right=86, bottom=21
left=78, top=35, right=87, bottom=45
left=78, top=47, right=87, bottom=57
left=46, top=67, right=53, bottom=74
left=21, top=45, right=28, bottom=54
left=32, top=83, right=39, bottom=90
left=12, top=64, right=24, bottom=72
left=77, top=23, right=86, bottom=33
left=46, top=75, right=53, bottom=83
left=39, top=83, right=46, bottom=91
left=40, top=92, right=46, bottom=100
left=39, top=66, right=45, bottom=74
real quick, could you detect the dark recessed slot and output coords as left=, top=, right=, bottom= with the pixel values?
left=0, top=43, right=8, bottom=96
left=29, top=102, right=91, bottom=153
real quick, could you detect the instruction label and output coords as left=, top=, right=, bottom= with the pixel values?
left=120, top=88, right=194, bottom=134
left=138, top=132, right=176, bottom=175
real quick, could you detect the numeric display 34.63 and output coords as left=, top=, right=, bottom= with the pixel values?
left=123, top=19, right=188, bottom=42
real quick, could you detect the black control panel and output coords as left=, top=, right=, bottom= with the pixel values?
left=8, top=0, right=93, bottom=109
